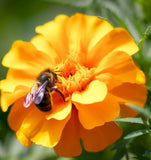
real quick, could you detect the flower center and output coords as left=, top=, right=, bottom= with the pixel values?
left=56, top=59, right=95, bottom=97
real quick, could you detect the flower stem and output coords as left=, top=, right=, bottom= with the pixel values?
left=138, top=25, right=151, bottom=49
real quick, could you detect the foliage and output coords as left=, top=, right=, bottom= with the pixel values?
left=0, top=0, right=151, bottom=159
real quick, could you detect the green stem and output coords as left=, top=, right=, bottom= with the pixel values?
left=126, top=151, right=129, bottom=160
left=138, top=25, right=151, bottom=49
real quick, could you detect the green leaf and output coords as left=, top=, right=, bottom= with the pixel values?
left=127, top=104, right=151, bottom=120
left=114, top=117, right=146, bottom=125
left=113, top=139, right=132, bottom=160
left=113, top=139, right=131, bottom=150
left=124, top=129, right=151, bottom=139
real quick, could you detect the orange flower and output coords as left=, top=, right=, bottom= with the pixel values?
left=0, top=13, right=147, bottom=157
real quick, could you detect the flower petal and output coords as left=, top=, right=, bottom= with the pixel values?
left=136, top=66, right=146, bottom=84
left=80, top=121, right=123, bottom=152
left=54, top=107, right=82, bottom=157
left=95, top=73, right=123, bottom=91
left=36, top=15, right=69, bottom=61
left=87, top=28, right=139, bottom=67
left=0, top=69, right=34, bottom=92
left=8, top=97, right=33, bottom=131
left=110, top=83, right=147, bottom=106
left=95, top=63, right=146, bottom=91
left=8, top=97, right=71, bottom=148
left=16, top=130, right=32, bottom=147
left=31, top=35, right=58, bottom=65
left=75, top=94, right=120, bottom=129
left=1, top=84, right=30, bottom=112
left=95, top=51, right=136, bottom=76
left=2, top=41, right=53, bottom=74
left=16, top=104, right=46, bottom=141
left=95, top=51, right=138, bottom=86
left=66, top=13, right=113, bottom=64
left=31, top=114, right=71, bottom=148
left=72, top=80, right=107, bottom=104
left=0, top=68, right=35, bottom=111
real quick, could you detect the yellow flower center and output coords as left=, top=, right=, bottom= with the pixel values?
left=56, top=59, right=95, bottom=97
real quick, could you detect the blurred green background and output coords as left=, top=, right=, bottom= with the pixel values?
left=0, top=0, right=151, bottom=160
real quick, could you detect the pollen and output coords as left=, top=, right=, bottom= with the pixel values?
left=56, top=59, right=95, bottom=97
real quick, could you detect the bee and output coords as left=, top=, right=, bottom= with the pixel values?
left=24, top=69, right=64, bottom=112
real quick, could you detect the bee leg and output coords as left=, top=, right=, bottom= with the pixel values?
left=55, top=89, right=65, bottom=101
left=50, top=86, right=58, bottom=92
left=50, top=86, right=65, bottom=101
left=55, top=81, right=62, bottom=84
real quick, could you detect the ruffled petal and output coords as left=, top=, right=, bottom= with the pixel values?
left=94, top=51, right=142, bottom=90
left=95, top=51, right=137, bottom=81
left=31, top=113, right=71, bottom=148
left=135, top=66, right=146, bottom=84
left=16, top=104, right=46, bottom=140
left=65, top=13, right=113, bottom=64
left=16, top=130, right=32, bottom=147
left=31, top=35, right=58, bottom=65
left=0, top=69, right=34, bottom=92
left=87, top=28, right=139, bottom=68
left=36, top=15, right=69, bottom=61
left=1, top=86, right=28, bottom=112
left=2, top=41, right=53, bottom=74
left=8, top=97, right=71, bottom=148
left=80, top=121, right=123, bottom=152
left=72, top=80, right=107, bottom=104
left=54, top=107, right=82, bottom=157
left=0, top=68, right=35, bottom=111
left=110, top=83, right=147, bottom=106
left=8, top=97, right=33, bottom=131
left=95, top=73, right=123, bottom=91
left=75, top=94, right=120, bottom=129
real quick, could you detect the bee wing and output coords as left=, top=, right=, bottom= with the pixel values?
left=33, top=81, right=48, bottom=104
left=24, top=92, right=34, bottom=108
left=24, top=81, right=39, bottom=108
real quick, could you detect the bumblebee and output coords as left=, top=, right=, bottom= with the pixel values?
left=24, top=69, right=64, bottom=112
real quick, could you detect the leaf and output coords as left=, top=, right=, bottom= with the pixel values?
left=114, top=117, right=146, bottom=125
left=113, top=139, right=131, bottom=150
left=113, top=139, right=132, bottom=160
left=124, top=129, right=151, bottom=140
left=127, top=104, right=151, bottom=120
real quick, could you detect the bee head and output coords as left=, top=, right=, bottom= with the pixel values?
left=37, top=70, right=57, bottom=88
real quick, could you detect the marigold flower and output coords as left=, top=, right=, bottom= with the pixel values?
left=0, top=13, right=147, bottom=157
